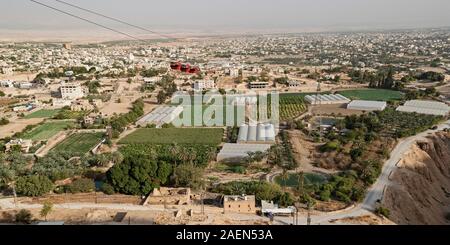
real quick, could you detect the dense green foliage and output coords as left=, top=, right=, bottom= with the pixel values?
left=108, top=99, right=144, bottom=137
left=268, top=131, right=298, bottom=170
left=32, top=152, right=88, bottom=181
left=15, top=175, right=54, bottom=197
left=64, top=178, right=95, bottom=193
left=119, top=143, right=216, bottom=168
left=107, top=153, right=171, bottom=195
left=15, top=209, right=33, bottom=224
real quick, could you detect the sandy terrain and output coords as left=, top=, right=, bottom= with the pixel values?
left=288, top=130, right=338, bottom=174
left=0, top=118, right=44, bottom=138
left=310, top=104, right=364, bottom=116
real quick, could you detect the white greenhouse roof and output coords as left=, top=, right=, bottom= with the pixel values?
left=136, top=106, right=183, bottom=127
left=347, top=100, right=387, bottom=111
left=304, top=94, right=350, bottom=104
left=396, top=100, right=450, bottom=116
left=237, top=123, right=276, bottom=143
left=217, top=143, right=271, bottom=162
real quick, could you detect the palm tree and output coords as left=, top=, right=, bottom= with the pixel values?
left=281, top=168, right=289, bottom=191
left=297, top=171, right=305, bottom=195
left=169, top=143, right=180, bottom=165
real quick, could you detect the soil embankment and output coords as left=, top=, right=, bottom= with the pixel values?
left=383, top=132, right=450, bottom=225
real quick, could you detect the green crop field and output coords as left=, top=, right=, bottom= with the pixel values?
left=278, top=94, right=307, bottom=120
left=51, top=132, right=104, bottom=155
left=119, top=128, right=224, bottom=145
left=338, top=89, right=404, bottom=101
left=24, top=109, right=61, bottom=119
left=22, top=121, right=74, bottom=141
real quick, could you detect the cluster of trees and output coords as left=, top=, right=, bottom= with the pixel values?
left=83, top=80, right=101, bottom=94
left=274, top=77, right=289, bottom=85
left=211, top=181, right=295, bottom=207
left=405, top=87, right=439, bottom=100
left=156, top=75, right=177, bottom=104
left=107, top=147, right=208, bottom=195
left=348, top=68, right=403, bottom=90
left=0, top=150, right=124, bottom=196
left=415, top=71, right=445, bottom=82
left=105, top=143, right=216, bottom=195
left=119, top=143, right=216, bottom=169
left=140, top=68, right=167, bottom=77
left=109, top=99, right=144, bottom=137
left=0, top=117, right=9, bottom=126
left=268, top=131, right=298, bottom=170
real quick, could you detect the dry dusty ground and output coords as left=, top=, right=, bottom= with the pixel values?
left=382, top=132, right=450, bottom=225
left=0, top=118, right=44, bottom=138
left=311, top=104, right=364, bottom=116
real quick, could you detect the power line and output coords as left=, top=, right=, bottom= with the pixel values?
left=30, top=0, right=143, bottom=41
left=54, top=0, right=173, bottom=39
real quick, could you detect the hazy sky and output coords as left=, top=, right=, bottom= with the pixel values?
left=1, top=0, right=450, bottom=32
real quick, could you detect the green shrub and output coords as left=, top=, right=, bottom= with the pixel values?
left=375, top=206, right=390, bottom=218
left=15, top=175, right=54, bottom=197
left=230, top=166, right=246, bottom=174
left=65, top=178, right=95, bottom=193
left=100, top=183, right=115, bottom=195
left=15, top=209, right=33, bottom=224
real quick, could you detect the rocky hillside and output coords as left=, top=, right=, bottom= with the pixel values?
left=383, top=132, right=450, bottom=225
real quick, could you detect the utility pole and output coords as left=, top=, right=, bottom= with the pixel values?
left=307, top=202, right=312, bottom=226
left=314, top=81, right=322, bottom=142
left=12, top=182, right=17, bottom=207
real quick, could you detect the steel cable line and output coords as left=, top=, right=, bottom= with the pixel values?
left=30, top=0, right=144, bottom=41
left=54, top=0, right=173, bottom=39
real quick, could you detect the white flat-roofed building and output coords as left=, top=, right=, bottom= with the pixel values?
left=347, top=100, right=387, bottom=111
left=0, top=80, right=14, bottom=88
left=249, top=81, right=269, bottom=89
left=237, top=123, right=276, bottom=144
left=136, top=105, right=184, bottom=127
left=305, top=94, right=350, bottom=105
left=396, top=100, right=450, bottom=116
left=194, top=80, right=215, bottom=91
left=217, top=143, right=271, bottom=163
left=288, top=80, right=301, bottom=87
left=143, top=77, right=161, bottom=86
left=60, top=82, right=87, bottom=100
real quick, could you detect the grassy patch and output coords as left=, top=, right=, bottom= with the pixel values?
left=338, top=89, right=403, bottom=101
left=22, top=121, right=74, bottom=141
left=51, top=132, right=104, bottom=155
left=119, top=128, right=224, bottom=145
left=24, top=109, right=61, bottom=119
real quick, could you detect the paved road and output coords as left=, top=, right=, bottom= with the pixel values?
left=275, top=119, right=450, bottom=225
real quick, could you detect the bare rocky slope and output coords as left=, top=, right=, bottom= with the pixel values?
left=383, top=132, right=450, bottom=225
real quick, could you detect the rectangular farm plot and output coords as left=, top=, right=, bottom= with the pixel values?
left=24, top=109, right=61, bottom=119
left=339, top=89, right=403, bottom=101
left=119, top=128, right=224, bottom=145
left=22, top=121, right=74, bottom=141
left=51, top=132, right=105, bottom=155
